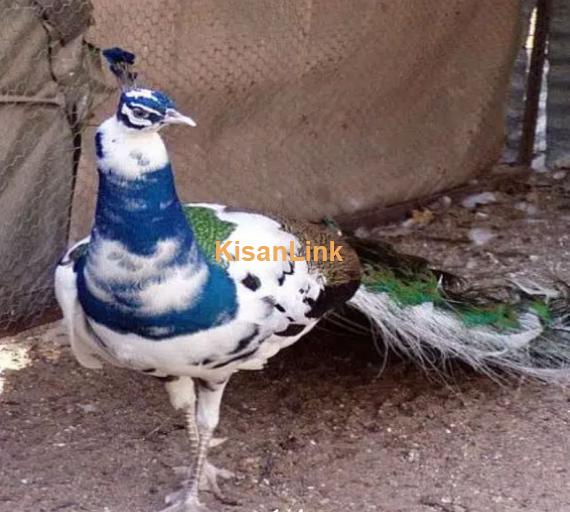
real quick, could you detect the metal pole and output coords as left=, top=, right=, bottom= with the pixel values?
left=518, top=0, right=552, bottom=166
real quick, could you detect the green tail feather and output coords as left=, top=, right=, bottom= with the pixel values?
left=344, top=234, right=570, bottom=380
left=349, top=236, right=556, bottom=332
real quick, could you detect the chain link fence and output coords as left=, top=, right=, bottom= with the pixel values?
left=0, top=0, right=107, bottom=333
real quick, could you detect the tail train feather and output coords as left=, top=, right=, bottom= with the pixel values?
left=345, top=237, right=570, bottom=382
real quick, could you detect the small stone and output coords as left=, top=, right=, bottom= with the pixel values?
left=514, top=201, right=538, bottom=216
left=461, top=192, right=497, bottom=209
left=469, top=228, right=495, bottom=246
left=405, top=449, right=420, bottom=463
left=78, top=403, right=97, bottom=413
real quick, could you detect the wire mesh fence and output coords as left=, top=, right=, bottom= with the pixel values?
left=0, top=0, right=527, bottom=335
left=0, top=0, right=105, bottom=333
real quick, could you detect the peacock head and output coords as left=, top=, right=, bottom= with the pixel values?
left=103, top=47, right=196, bottom=133
left=116, top=88, right=196, bottom=132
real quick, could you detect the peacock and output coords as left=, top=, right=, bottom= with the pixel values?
left=54, top=48, right=570, bottom=512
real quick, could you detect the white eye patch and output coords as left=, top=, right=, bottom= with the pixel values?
left=129, top=102, right=162, bottom=117
left=121, top=103, right=153, bottom=127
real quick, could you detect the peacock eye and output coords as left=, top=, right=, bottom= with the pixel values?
left=132, top=107, right=150, bottom=119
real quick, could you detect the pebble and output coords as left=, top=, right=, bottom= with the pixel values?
left=514, top=201, right=538, bottom=216
left=405, top=449, right=420, bottom=463
left=78, top=403, right=97, bottom=413
left=461, top=192, right=497, bottom=209
left=468, top=228, right=495, bottom=246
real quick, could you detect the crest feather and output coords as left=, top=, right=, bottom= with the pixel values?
left=102, top=47, right=138, bottom=90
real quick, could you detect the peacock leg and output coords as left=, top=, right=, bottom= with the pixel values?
left=184, top=401, right=200, bottom=462
left=170, top=439, right=235, bottom=503
left=165, top=377, right=199, bottom=457
left=160, top=379, right=230, bottom=512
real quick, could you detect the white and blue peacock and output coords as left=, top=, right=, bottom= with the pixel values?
left=55, top=48, right=570, bottom=512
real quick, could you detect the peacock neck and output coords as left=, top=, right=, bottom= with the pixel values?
left=77, top=117, right=238, bottom=340
left=94, top=163, right=194, bottom=253
left=92, top=118, right=194, bottom=256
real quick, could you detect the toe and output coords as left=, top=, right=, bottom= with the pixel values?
left=209, top=437, right=227, bottom=448
left=158, top=495, right=210, bottom=512
left=165, top=487, right=185, bottom=505
left=203, top=460, right=235, bottom=481
left=200, top=461, right=235, bottom=492
left=200, top=461, right=238, bottom=505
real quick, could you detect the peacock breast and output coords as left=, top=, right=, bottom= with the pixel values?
left=75, top=233, right=238, bottom=340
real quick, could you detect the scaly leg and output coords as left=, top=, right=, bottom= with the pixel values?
left=160, top=378, right=229, bottom=512
left=183, top=397, right=200, bottom=463
left=171, top=440, right=235, bottom=502
left=165, top=377, right=199, bottom=458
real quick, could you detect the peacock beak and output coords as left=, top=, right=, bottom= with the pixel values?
left=164, top=108, right=197, bottom=127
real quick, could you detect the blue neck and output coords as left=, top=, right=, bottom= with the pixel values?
left=94, top=164, right=193, bottom=255
left=77, top=138, right=238, bottom=341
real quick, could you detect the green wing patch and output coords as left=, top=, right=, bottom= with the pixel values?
left=183, top=206, right=236, bottom=265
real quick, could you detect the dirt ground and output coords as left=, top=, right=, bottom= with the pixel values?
left=1, top=170, right=570, bottom=512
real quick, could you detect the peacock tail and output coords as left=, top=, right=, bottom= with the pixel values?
left=345, top=236, right=570, bottom=382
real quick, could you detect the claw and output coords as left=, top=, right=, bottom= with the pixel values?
left=165, top=488, right=184, bottom=506
left=209, top=437, right=227, bottom=449
left=171, top=461, right=236, bottom=504
left=201, top=461, right=237, bottom=504
left=159, top=493, right=210, bottom=512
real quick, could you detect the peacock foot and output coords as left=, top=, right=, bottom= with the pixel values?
left=201, top=461, right=236, bottom=502
left=171, top=461, right=236, bottom=504
left=159, top=491, right=210, bottom=512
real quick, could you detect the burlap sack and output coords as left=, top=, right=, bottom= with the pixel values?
left=71, top=0, right=521, bottom=238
